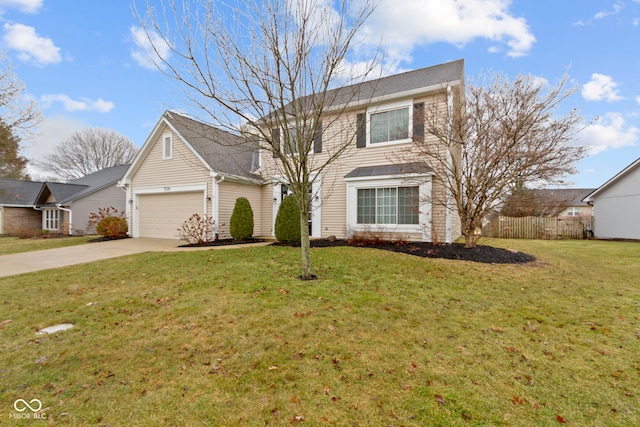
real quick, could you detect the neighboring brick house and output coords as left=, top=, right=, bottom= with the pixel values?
left=120, top=59, right=465, bottom=242
left=0, top=165, right=128, bottom=236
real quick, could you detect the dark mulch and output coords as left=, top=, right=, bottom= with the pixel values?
left=178, top=238, right=265, bottom=248
left=301, top=239, right=536, bottom=264
left=88, top=236, right=131, bottom=243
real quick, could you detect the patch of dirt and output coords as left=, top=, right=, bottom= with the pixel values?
left=304, top=239, right=536, bottom=264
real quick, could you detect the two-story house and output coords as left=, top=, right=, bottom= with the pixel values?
left=119, top=59, right=464, bottom=242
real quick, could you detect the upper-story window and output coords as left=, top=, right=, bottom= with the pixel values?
left=162, top=134, right=172, bottom=160
left=370, top=107, right=410, bottom=144
left=272, top=122, right=322, bottom=158
left=366, top=101, right=413, bottom=146
left=566, top=207, right=580, bottom=217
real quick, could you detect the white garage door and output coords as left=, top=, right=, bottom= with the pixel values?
left=138, top=191, right=204, bottom=239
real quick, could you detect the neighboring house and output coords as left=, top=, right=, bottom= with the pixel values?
left=120, top=59, right=465, bottom=242
left=583, top=157, right=640, bottom=240
left=502, top=188, right=595, bottom=218
left=0, top=165, right=128, bottom=236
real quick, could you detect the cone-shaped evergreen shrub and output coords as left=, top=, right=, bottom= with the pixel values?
left=230, top=197, right=254, bottom=241
left=275, top=195, right=301, bottom=244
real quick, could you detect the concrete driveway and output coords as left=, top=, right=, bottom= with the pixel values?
left=0, top=238, right=268, bottom=278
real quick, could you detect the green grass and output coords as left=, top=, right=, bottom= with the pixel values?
left=1, top=239, right=639, bottom=426
left=0, top=236, right=93, bottom=255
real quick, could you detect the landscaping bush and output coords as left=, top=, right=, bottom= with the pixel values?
left=177, top=213, right=218, bottom=244
left=229, top=197, right=254, bottom=241
left=275, top=195, right=301, bottom=244
left=87, top=207, right=125, bottom=234
left=87, top=206, right=127, bottom=239
left=96, top=216, right=128, bottom=239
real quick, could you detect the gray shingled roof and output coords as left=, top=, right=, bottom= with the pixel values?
left=0, top=179, right=45, bottom=206
left=164, top=111, right=258, bottom=180
left=532, top=188, right=596, bottom=207
left=0, top=165, right=129, bottom=207
left=344, top=162, right=433, bottom=179
left=328, top=59, right=464, bottom=107
left=59, top=164, right=130, bottom=203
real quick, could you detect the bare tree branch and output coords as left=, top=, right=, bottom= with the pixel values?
left=135, top=0, right=379, bottom=279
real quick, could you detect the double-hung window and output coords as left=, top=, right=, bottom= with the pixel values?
left=43, top=209, right=59, bottom=231
left=368, top=104, right=411, bottom=145
left=356, top=186, right=419, bottom=225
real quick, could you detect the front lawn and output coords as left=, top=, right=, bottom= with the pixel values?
left=0, top=239, right=638, bottom=426
left=0, top=236, right=93, bottom=255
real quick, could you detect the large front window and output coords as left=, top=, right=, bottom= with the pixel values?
left=357, top=186, right=419, bottom=225
left=370, top=107, right=410, bottom=144
left=43, top=209, right=59, bottom=231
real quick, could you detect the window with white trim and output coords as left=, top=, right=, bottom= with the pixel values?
left=566, top=207, right=580, bottom=217
left=43, top=209, right=59, bottom=231
left=368, top=103, right=411, bottom=146
left=356, top=186, right=419, bottom=225
left=162, top=134, right=172, bottom=159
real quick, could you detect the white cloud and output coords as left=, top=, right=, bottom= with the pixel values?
left=594, top=2, right=624, bottom=20
left=580, top=113, right=638, bottom=155
left=130, top=26, right=171, bottom=70
left=582, top=74, right=623, bottom=102
left=636, top=96, right=640, bottom=105
left=2, top=23, right=61, bottom=66
left=23, top=114, right=86, bottom=177
left=0, top=0, right=42, bottom=14
left=361, top=0, right=535, bottom=67
left=41, top=94, right=115, bottom=113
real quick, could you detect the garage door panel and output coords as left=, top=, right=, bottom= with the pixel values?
left=138, top=191, right=204, bottom=239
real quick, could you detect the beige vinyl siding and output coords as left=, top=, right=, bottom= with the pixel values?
left=130, top=126, right=213, bottom=235
left=132, top=128, right=211, bottom=188
left=260, top=89, right=459, bottom=242
left=217, top=181, right=263, bottom=239
left=260, top=182, right=275, bottom=237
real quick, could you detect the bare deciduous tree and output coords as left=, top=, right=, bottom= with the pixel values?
left=136, top=0, right=378, bottom=279
left=409, top=71, right=586, bottom=248
left=40, top=128, right=138, bottom=181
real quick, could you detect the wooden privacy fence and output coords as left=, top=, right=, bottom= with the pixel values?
left=497, top=216, right=593, bottom=240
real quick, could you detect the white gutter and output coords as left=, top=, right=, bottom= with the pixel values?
left=445, top=85, right=453, bottom=244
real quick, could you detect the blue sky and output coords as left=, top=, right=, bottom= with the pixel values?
left=1, top=0, right=639, bottom=188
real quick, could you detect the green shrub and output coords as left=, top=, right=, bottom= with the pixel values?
left=275, top=195, right=301, bottom=244
left=96, top=216, right=128, bottom=239
left=230, top=197, right=254, bottom=241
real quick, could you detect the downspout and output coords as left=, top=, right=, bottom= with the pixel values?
left=57, top=205, right=73, bottom=235
left=212, top=173, right=225, bottom=239
left=445, top=85, right=454, bottom=244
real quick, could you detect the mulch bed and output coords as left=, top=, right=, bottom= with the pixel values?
left=286, top=239, right=536, bottom=264
left=179, top=238, right=265, bottom=248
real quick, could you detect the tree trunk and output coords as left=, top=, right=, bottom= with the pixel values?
left=299, top=208, right=313, bottom=280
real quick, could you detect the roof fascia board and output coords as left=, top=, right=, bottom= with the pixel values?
left=327, top=79, right=463, bottom=114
